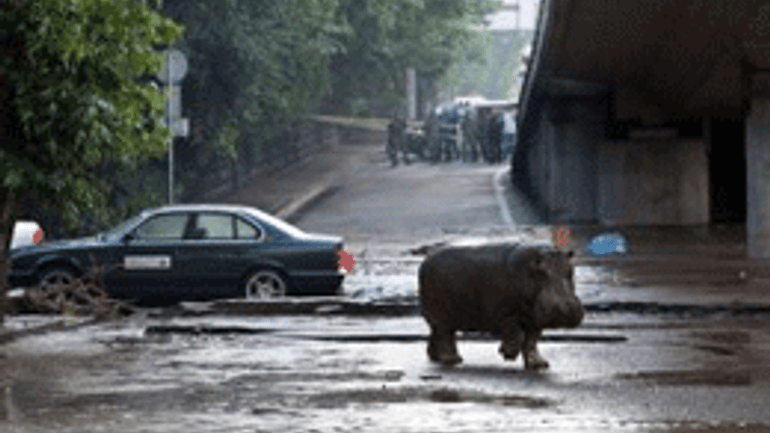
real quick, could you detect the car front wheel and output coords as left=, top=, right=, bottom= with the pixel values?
left=244, top=270, right=288, bottom=299
left=32, top=267, right=78, bottom=312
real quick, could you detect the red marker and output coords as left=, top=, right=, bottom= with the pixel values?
left=338, top=249, right=356, bottom=273
left=32, top=228, right=44, bottom=244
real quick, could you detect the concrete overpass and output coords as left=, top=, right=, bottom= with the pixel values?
left=513, top=0, right=770, bottom=258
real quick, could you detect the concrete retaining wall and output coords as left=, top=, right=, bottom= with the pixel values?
left=517, top=99, right=710, bottom=226
left=597, top=139, right=709, bottom=225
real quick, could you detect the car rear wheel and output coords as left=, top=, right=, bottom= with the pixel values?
left=245, top=270, right=288, bottom=299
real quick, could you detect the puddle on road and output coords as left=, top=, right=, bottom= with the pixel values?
left=615, top=369, right=752, bottom=386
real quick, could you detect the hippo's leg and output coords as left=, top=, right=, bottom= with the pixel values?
left=498, top=318, right=525, bottom=361
left=427, top=325, right=462, bottom=365
left=427, top=330, right=441, bottom=362
left=523, top=329, right=549, bottom=370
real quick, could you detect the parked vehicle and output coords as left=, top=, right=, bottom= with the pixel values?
left=5, top=204, right=346, bottom=304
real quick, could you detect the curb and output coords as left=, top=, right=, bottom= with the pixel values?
left=171, top=298, right=770, bottom=318
left=275, top=181, right=339, bottom=223
left=493, top=166, right=515, bottom=227
left=0, top=317, right=100, bottom=345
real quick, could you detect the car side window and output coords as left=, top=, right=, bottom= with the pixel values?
left=134, top=214, right=188, bottom=240
left=196, top=214, right=234, bottom=239
left=235, top=217, right=260, bottom=239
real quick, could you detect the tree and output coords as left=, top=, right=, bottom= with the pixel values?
left=160, top=0, right=347, bottom=201
left=437, top=30, right=533, bottom=102
left=0, top=0, right=184, bottom=242
left=323, top=0, right=500, bottom=116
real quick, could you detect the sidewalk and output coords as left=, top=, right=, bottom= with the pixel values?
left=215, top=143, right=359, bottom=222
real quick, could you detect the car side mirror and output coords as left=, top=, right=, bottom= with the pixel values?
left=122, top=233, right=135, bottom=243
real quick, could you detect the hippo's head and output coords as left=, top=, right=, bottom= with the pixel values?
left=530, top=250, right=584, bottom=329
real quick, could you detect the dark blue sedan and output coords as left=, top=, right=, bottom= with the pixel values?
left=6, top=204, right=345, bottom=304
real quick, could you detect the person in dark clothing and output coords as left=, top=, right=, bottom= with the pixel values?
left=387, top=118, right=399, bottom=166
left=487, top=112, right=504, bottom=164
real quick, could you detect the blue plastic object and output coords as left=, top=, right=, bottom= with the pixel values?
left=584, top=233, right=628, bottom=257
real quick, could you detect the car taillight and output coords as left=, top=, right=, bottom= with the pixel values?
left=336, top=245, right=355, bottom=274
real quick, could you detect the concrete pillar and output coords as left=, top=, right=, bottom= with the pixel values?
left=747, top=98, right=770, bottom=258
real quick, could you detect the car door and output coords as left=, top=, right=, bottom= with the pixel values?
left=114, top=212, right=191, bottom=302
left=175, top=212, right=264, bottom=299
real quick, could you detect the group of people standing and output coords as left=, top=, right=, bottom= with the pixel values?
left=387, top=104, right=516, bottom=166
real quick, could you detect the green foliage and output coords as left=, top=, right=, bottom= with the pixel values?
left=437, top=30, right=533, bottom=101
left=214, top=123, right=240, bottom=161
left=323, top=0, right=500, bottom=115
left=162, top=0, right=346, bottom=201
left=1, top=0, right=183, bottom=235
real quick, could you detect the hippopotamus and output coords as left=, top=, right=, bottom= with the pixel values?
left=418, top=244, right=583, bottom=370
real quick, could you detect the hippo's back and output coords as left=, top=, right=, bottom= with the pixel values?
left=418, top=243, right=541, bottom=330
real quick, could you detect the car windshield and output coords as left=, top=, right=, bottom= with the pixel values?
left=244, top=208, right=307, bottom=238
left=96, top=213, right=146, bottom=241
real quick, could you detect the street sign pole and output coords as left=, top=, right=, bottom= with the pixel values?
left=167, top=50, right=174, bottom=204
left=157, top=49, right=188, bottom=204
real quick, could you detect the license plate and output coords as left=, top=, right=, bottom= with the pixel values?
left=124, top=256, right=172, bottom=270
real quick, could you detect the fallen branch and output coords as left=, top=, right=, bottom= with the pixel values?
left=24, top=258, right=135, bottom=320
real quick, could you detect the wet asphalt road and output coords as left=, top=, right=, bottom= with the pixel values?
left=2, top=145, right=770, bottom=432
left=2, top=314, right=770, bottom=433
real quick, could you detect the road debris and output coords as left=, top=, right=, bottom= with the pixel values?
left=21, top=260, right=134, bottom=320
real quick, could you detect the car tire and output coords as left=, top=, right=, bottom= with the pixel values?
left=244, top=269, right=289, bottom=300
left=32, top=267, right=79, bottom=312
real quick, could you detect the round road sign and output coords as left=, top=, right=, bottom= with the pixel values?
left=156, top=49, right=188, bottom=85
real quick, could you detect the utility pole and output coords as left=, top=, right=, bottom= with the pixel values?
left=166, top=50, right=174, bottom=204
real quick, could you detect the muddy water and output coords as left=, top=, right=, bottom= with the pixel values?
left=2, top=313, right=769, bottom=433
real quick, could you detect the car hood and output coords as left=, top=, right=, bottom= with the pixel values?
left=13, top=236, right=104, bottom=255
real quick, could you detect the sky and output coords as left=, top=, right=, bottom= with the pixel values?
left=484, top=0, right=539, bottom=31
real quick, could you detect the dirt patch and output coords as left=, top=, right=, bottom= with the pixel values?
left=692, top=330, right=751, bottom=345
left=616, top=369, right=751, bottom=386
left=302, top=385, right=555, bottom=409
